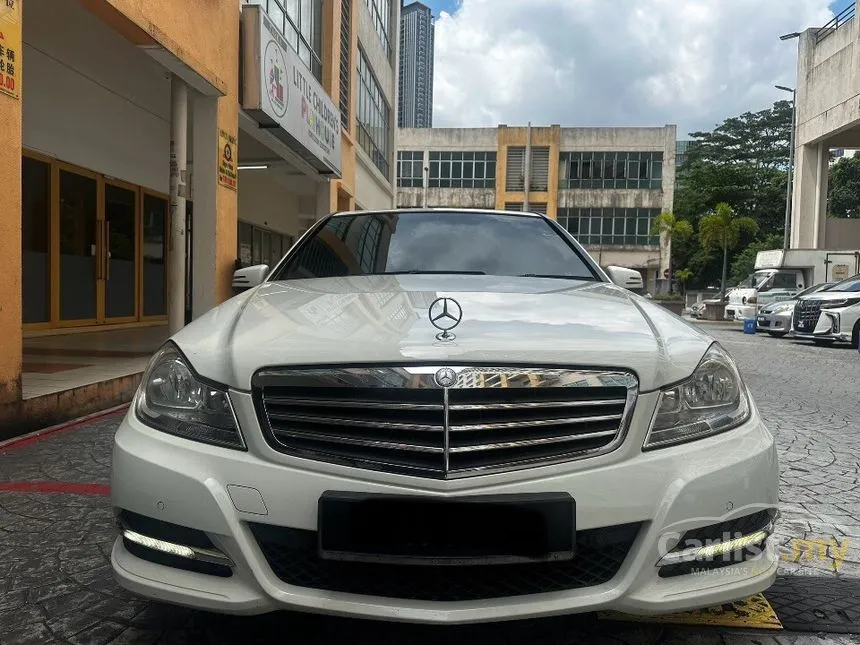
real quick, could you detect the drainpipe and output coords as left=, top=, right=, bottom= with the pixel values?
left=523, top=121, right=531, bottom=212
left=168, top=76, right=188, bottom=335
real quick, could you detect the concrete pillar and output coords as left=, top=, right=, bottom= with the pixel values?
left=168, top=76, right=188, bottom=334
left=315, top=180, right=333, bottom=220
left=791, top=142, right=829, bottom=248
left=191, top=92, right=219, bottom=319
left=0, top=3, right=23, bottom=405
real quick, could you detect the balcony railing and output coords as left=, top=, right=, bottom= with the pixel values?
left=815, top=3, right=856, bottom=44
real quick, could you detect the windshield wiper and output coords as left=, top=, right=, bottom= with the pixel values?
left=518, top=273, right=592, bottom=280
left=378, top=270, right=487, bottom=275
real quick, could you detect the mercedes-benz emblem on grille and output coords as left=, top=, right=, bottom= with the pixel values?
left=429, top=297, right=462, bottom=341
left=434, top=367, right=457, bottom=388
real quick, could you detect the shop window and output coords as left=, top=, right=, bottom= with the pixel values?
left=105, top=184, right=137, bottom=319
left=22, top=157, right=51, bottom=324
left=59, top=169, right=98, bottom=321
left=357, top=50, right=391, bottom=177
left=239, top=221, right=254, bottom=266
left=142, top=194, right=167, bottom=317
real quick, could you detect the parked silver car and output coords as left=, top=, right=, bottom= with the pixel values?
left=756, top=282, right=834, bottom=336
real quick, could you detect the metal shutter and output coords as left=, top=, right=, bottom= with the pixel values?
left=506, top=147, right=525, bottom=191
left=530, top=147, right=550, bottom=191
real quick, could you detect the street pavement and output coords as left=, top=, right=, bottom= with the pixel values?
left=0, top=324, right=859, bottom=644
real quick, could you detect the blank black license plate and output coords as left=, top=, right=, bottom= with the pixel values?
left=318, top=491, right=575, bottom=565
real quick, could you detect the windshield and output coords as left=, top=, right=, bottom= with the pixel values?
left=828, top=274, right=860, bottom=292
left=736, top=271, right=772, bottom=289
left=795, top=282, right=834, bottom=298
left=272, top=211, right=598, bottom=281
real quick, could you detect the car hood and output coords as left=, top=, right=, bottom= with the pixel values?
left=800, top=290, right=860, bottom=301
left=170, top=275, right=715, bottom=393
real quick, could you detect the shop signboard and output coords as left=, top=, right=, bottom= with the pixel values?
left=0, top=0, right=21, bottom=99
left=241, top=5, right=342, bottom=177
left=218, top=129, right=238, bottom=191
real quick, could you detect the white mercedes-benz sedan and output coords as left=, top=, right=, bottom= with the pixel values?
left=110, top=209, right=779, bottom=623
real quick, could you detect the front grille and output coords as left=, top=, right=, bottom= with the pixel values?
left=249, top=522, right=641, bottom=601
left=794, top=299, right=822, bottom=331
left=253, top=367, right=637, bottom=479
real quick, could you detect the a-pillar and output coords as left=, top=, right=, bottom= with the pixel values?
left=791, top=141, right=829, bottom=248
left=191, top=92, right=239, bottom=320
left=0, top=7, right=22, bottom=405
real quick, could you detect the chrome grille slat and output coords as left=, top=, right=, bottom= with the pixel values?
left=265, top=397, right=444, bottom=411
left=448, top=430, right=619, bottom=453
left=254, top=367, right=638, bottom=479
left=449, top=413, right=624, bottom=432
left=267, top=411, right=442, bottom=433
left=272, top=429, right=445, bottom=453
left=448, top=398, right=626, bottom=411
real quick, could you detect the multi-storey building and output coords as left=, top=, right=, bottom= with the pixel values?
left=398, top=1, right=434, bottom=128
left=396, top=124, right=677, bottom=292
left=2, top=0, right=399, bottom=426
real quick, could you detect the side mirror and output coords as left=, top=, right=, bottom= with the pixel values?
left=232, top=264, right=269, bottom=291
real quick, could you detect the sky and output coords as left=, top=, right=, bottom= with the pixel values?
left=409, top=0, right=850, bottom=137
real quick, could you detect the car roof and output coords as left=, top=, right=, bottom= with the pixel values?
left=330, top=208, right=545, bottom=218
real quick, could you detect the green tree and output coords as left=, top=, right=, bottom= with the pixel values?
left=650, top=211, right=693, bottom=291
left=674, top=268, right=693, bottom=295
left=699, top=203, right=758, bottom=298
left=672, top=100, right=792, bottom=287
left=728, top=234, right=785, bottom=286
left=828, top=155, right=860, bottom=218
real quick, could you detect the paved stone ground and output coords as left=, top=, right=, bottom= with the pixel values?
left=0, top=324, right=858, bottom=644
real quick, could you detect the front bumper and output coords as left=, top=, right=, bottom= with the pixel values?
left=756, top=311, right=791, bottom=333
left=793, top=309, right=852, bottom=343
left=110, top=390, right=779, bottom=623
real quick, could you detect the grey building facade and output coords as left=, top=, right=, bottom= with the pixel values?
left=398, top=1, right=434, bottom=128
left=396, top=124, right=677, bottom=293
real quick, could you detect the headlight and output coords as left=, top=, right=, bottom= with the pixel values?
left=135, top=343, right=246, bottom=450
left=643, top=344, right=750, bottom=450
left=820, top=297, right=860, bottom=309
left=768, top=301, right=794, bottom=313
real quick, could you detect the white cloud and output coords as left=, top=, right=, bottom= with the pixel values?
left=432, top=0, right=834, bottom=136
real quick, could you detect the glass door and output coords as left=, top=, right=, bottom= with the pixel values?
left=58, top=168, right=98, bottom=324
left=104, top=182, right=138, bottom=320
left=141, top=192, right=167, bottom=318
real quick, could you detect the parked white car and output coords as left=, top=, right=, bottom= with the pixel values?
left=792, top=273, right=860, bottom=346
left=756, top=282, right=834, bottom=337
left=110, top=209, right=778, bottom=623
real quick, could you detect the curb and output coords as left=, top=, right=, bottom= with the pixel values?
left=0, top=403, right=129, bottom=453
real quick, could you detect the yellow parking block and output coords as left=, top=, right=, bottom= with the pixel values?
left=598, top=594, right=782, bottom=630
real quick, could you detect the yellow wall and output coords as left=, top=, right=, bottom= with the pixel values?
left=329, top=0, right=358, bottom=212
left=90, top=0, right=241, bottom=304
left=0, top=37, right=22, bottom=404
left=0, top=0, right=241, bottom=403
left=495, top=125, right=561, bottom=219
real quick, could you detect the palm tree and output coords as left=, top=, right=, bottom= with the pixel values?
left=675, top=268, right=693, bottom=295
left=699, top=202, right=758, bottom=299
left=650, top=211, right=693, bottom=293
